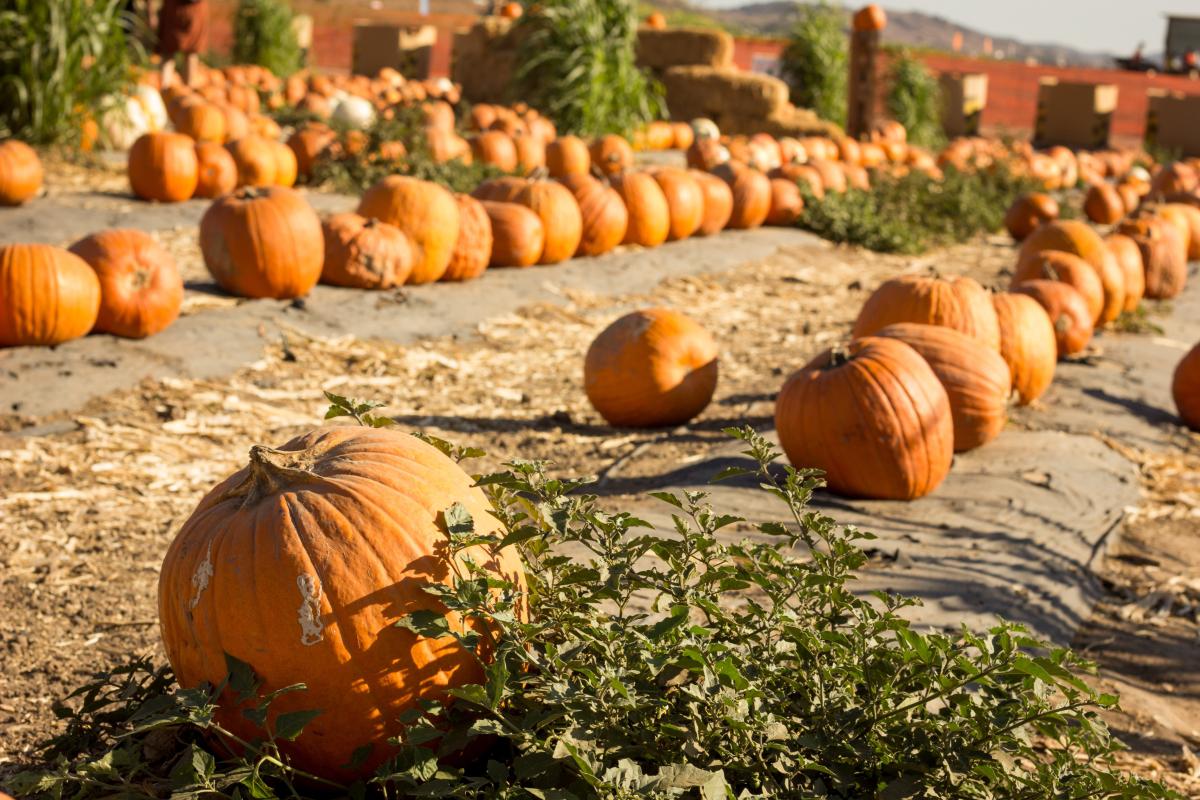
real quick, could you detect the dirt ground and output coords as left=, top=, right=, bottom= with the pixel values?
left=1, top=159, right=1199, bottom=794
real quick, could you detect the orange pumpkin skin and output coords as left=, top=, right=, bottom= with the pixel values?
left=559, top=174, right=628, bottom=257
left=875, top=323, right=1011, bottom=451
left=689, top=169, right=734, bottom=236
left=0, top=244, right=101, bottom=347
left=220, top=104, right=250, bottom=143
left=711, top=162, right=771, bottom=229
left=808, top=159, right=846, bottom=194
left=321, top=213, right=413, bottom=290
left=853, top=274, right=1001, bottom=351
left=1004, top=192, right=1059, bottom=240
left=194, top=142, right=238, bottom=198
left=589, top=134, right=634, bottom=176
left=1151, top=161, right=1198, bottom=197
left=358, top=177, right=461, bottom=284
left=288, top=125, right=336, bottom=180
left=514, top=134, right=546, bottom=173
left=471, top=176, right=527, bottom=203
left=670, top=122, right=694, bottom=151
left=271, top=141, right=298, bottom=188
left=68, top=230, right=183, bottom=338
left=1083, top=183, right=1124, bottom=225
left=176, top=102, right=227, bottom=144
left=772, top=163, right=824, bottom=199
left=1173, top=343, right=1200, bottom=431
left=1115, top=213, right=1187, bottom=300
left=201, top=186, right=324, bottom=299
left=766, top=178, right=804, bottom=226
left=0, top=140, right=43, bottom=206
left=645, top=11, right=667, bottom=29
left=1104, top=233, right=1144, bottom=312
left=227, top=135, right=278, bottom=188
left=129, top=132, right=199, bottom=203
left=481, top=201, right=544, bottom=267
left=158, top=426, right=527, bottom=782
left=852, top=4, right=887, bottom=32
left=650, top=168, right=704, bottom=241
left=1011, top=280, right=1093, bottom=358
left=612, top=172, right=670, bottom=248
left=584, top=308, right=718, bottom=427
left=1016, top=220, right=1124, bottom=322
left=992, top=292, right=1056, bottom=406
left=1010, top=249, right=1107, bottom=324
left=513, top=179, right=583, bottom=264
left=775, top=337, right=953, bottom=500
left=1155, top=202, right=1200, bottom=260
left=471, top=131, right=519, bottom=173
left=442, top=194, right=492, bottom=282
left=546, top=135, right=591, bottom=179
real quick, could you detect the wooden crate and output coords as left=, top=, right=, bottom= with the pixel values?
left=939, top=72, right=987, bottom=137
left=1034, top=78, right=1117, bottom=149
left=352, top=23, right=436, bottom=78
left=1146, top=90, right=1200, bottom=157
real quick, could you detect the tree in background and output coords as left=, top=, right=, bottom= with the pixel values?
left=780, top=2, right=847, bottom=127
left=233, top=0, right=301, bottom=78
left=887, top=50, right=945, bottom=149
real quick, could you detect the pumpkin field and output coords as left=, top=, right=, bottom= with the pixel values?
left=3, top=1, right=1200, bottom=798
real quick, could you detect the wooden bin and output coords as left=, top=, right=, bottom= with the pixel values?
left=352, top=23, right=437, bottom=78
left=940, top=72, right=987, bottom=137
left=1033, top=78, right=1117, bottom=149
left=1146, top=90, right=1200, bottom=157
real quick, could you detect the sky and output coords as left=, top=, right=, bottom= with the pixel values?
left=693, top=0, right=1191, bottom=55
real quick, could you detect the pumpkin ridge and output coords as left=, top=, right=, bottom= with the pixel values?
left=854, top=350, right=925, bottom=493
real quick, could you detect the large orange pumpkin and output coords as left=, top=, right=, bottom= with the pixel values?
left=442, top=194, right=492, bottom=282
left=68, top=229, right=183, bottom=338
left=875, top=323, right=1011, bottom=451
left=481, top=201, right=544, bottom=267
left=200, top=186, right=324, bottom=299
left=158, top=426, right=527, bottom=781
left=992, top=292, right=1056, bottom=406
left=1115, top=213, right=1187, bottom=299
left=358, top=177, right=461, bottom=284
left=1104, top=233, right=1144, bottom=312
left=1016, top=220, right=1124, bottom=322
left=129, top=132, right=199, bottom=203
left=1083, top=183, right=1124, bottom=225
left=689, top=169, right=734, bottom=236
left=1004, top=192, right=1059, bottom=240
left=712, top=162, right=771, bottom=229
left=1010, top=249, right=1106, bottom=324
left=775, top=337, right=953, bottom=500
left=194, top=141, right=238, bottom=198
left=1154, top=203, right=1200, bottom=260
left=175, top=102, right=227, bottom=144
left=546, top=136, right=591, bottom=179
left=611, top=172, right=670, bottom=248
left=471, top=131, right=519, bottom=173
left=271, top=140, right=298, bottom=188
left=584, top=308, right=718, bottom=427
left=512, top=178, right=583, bottom=264
left=650, top=168, right=704, bottom=241
left=1011, top=280, right=1093, bottom=358
left=559, top=174, right=628, bottom=257
left=589, top=134, right=634, bottom=176
left=766, top=178, right=804, bottom=226
left=514, top=134, right=546, bottom=173
left=321, top=213, right=413, bottom=290
left=227, top=135, right=279, bottom=188
left=1173, top=342, right=1200, bottom=431
left=853, top=274, right=1001, bottom=351
left=0, top=244, right=101, bottom=347
left=0, top=140, right=43, bottom=206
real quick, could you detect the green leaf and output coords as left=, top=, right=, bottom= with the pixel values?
left=273, top=709, right=322, bottom=741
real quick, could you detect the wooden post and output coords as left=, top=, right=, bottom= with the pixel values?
left=847, top=28, right=882, bottom=139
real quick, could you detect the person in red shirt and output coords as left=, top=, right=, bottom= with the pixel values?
left=157, top=0, right=209, bottom=87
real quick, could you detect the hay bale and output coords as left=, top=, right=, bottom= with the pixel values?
left=761, top=105, right=844, bottom=139
left=636, top=28, right=734, bottom=70
left=451, top=19, right=523, bottom=103
left=661, top=65, right=789, bottom=122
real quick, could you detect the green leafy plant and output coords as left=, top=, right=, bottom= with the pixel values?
left=0, top=0, right=141, bottom=145
left=780, top=2, right=847, bottom=127
left=887, top=50, right=945, bottom=150
left=513, top=0, right=665, bottom=137
left=232, top=0, right=301, bottom=78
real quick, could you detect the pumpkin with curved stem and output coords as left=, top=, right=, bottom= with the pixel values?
left=1173, top=342, right=1200, bottom=431
left=853, top=273, right=1001, bottom=351
left=1083, top=183, right=1124, bottom=225
left=584, top=308, right=718, bottom=428
left=1004, top=192, right=1059, bottom=240
left=481, top=201, right=544, bottom=267
left=711, top=162, right=771, bottom=229
left=589, top=134, right=634, bottom=176
left=1115, top=213, right=1187, bottom=299
left=650, top=168, right=703, bottom=241
left=775, top=337, right=952, bottom=500
left=559, top=174, right=628, bottom=257
left=201, top=186, right=324, bottom=299
left=512, top=178, right=583, bottom=264
left=194, top=142, right=238, bottom=198
left=321, top=213, right=413, bottom=290
left=129, top=132, right=199, bottom=202
left=0, top=140, right=43, bottom=206
left=546, top=136, right=591, bottom=179
left=1104, top=233, right=1144, bottom=312
left=358, top=177, right=461, bottom=284
left=227, top=135, right=278, bottom=188
left=611, top=172, right=670, bottom=248
left=1011, top=280, right=1094, bottom=358
left=689, top=169, right=734, bottom=236
left=1010, top=249, right=1107, bottom=324
left=993, top=292, right=1057, bottom=405
left=69, top=230, right=183, bottom=338
left=442, top=194, right=492, bottom=282
left=766, top=178, right=804, bottom=225
left=158, top=426, right=527, bottom=781
left=1016, top=220, right=1124, bottom=321
left=471, top=131, right=519, bottom=173
left=0, top=244, right=101, bottom=347
left=875, top=323, right=1011, bottom=451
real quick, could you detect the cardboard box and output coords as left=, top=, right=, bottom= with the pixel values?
left=1146, top=90, right=1200, bottom=157
left=352, top=23, right=437, bottom=78
left=940, top=72, right=987, bottom=137
left=1034, top=78, right=1117, bottom=149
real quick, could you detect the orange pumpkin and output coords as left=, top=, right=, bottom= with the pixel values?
left=68, top=229, right=182, bottom=338
left=358, top=177, right=461, bottom=284
left=589, top=134, right=634, bottom=176
left=287, top=125, right=337, bottom=180
left=194, top=141, right=238, bottom=199
left=772, top=163, right=825, bottom=199
left=1104, top=233, right=1144, bottom=313
left=808, top=159, right=847, bottom=194
left=546, top=135, right=591, bottom=179
left=853, top=273, right=1001, bottom=351
left=711, top=162, right=771, bottom=229
left=321, top=213, right=413, bottom=290
left=227, top=135, right=279, bottom=187
left=1115, top=212, right=1187, bottom=299
left=993, top=292, right=1057, bottom=405
left=442, top=194, right=492, bottom=282
left=176, top=102, right=227, bottom=144
left=766, top=178, right=804, bottom=225
left=1011, top=280, right=1094, bottom=358
left=1173, top=342, right=1200, bottom=431
left=650, top=168, right=704, bottom=241
left=129, top=132, right=199, bottom=203
left=0, top=140, right=43, bottom=206
left=1011, top=249, right=1107, bottom=324
left=271, top=140, right=298, bottom=188
left=514, top=134, right=546, bottom=173
left=689, top=169, right=734, bottom=236
left=471, top=131, right=519, bottom=173
left=1083, top=183, right=1124, bottom=225
left=159, top=426, right=526, bottom=781
left=559, top=173, right=628, bottom=257
left=852, top=4, right=887, bottom=31
left=220, top=104, right=250, bottom=143
left=1016, top=220, right=1124, bottom=321
left=1004, top=192, right=1059, bottom=240
left=471, top=176, right=527, bottom=204
left=611, top=171, right=670, bottom=248
left=512, top=178, right=583, bottom=264
left=1154, top=203, right=1200, bottom=260
left=500, top=1, right=523, bottom=18
left=584, top=308, right=718, bottom=427
left=645, top=11, right=667, bottom=29
left=0, top=243, right=101, bottom=346
left=1151, top=161, right=1198, bottom=197
left=481, top=201, right=544, bottom=267
left=200, top=186, right=324, bottom=299
left=775, top=337, right=952, bottom=500
left=670, top=122, right=694, bottom=151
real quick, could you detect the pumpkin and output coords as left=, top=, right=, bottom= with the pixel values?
left=711, top=162, right=771, bottom=229
left=645, top=11, right=667, bottom=29
left=1016, top=220, right=1124, bottom=320
left=1116, top=182, right=1141, bottom=215
left=500, top=1, right=523, bottom=18
left=194, top=141, right=238, bottom=198
left=200, top=186, right=324, bottom=299
left=584, top=308, right=718, bottom=427
left=468, top=104, right=497, bottom=131
left=1104, top=233, right=1144, bottom=312
left=589, top=134, right=634, bottom=176
left=1151, top=161, right=1198, bottom=196
left=321, top=213, right=413, bottom=290
left=332, top=95, right=376, bottom=130
left=1083, top=183, right=1124, bottom=225
left=129, top=132, right=199, bottom=202
left=287, top=125, right=336, bottom=180
left=1004, top=192, right=1059, bottom=240
left=992, top=292, right=1057, bottom=405
left=220, top=104, right=250, bottom=143
left=842, top=163, right=871, bottom=191
left=471, top=176, right=527, bottom=203
left=158, top=426, right=526, bottom=781
left=1115, top=213, right=1187, bottom=299
left=772, top=163, right=824, bottom=198
left=0, top=243, right=101, bottom=347
left=851, top=5, right=887, bottom=31
left=227, top=135, right=279, bottom=187
left=689, top=169, right=734, bottom=236
left=68, top=229, right=182, bottom=339
left=1010, top=249, right=1107, bottom=324
left=775, top=337, right=952, bottom=500
left=0, top=140, right=43, bottom=206
left=358, top=177, right=461, bottom=284
left=766, top=178, right=804, bottom=226
left=559, top=174, right=628, bottom=257
left=514, top=134, right=546, bottom=173
left=176, top=102, right=227, bottom=144
left=650, top=168, right=703, bottom=241
left=670, top=122, right=694, bottom=151
left=808, top=159, right=846, bottom=194
left=611, top=172, right=670, bottom=248
left=546, top=136, right=591, bottom=179
left=1173, top=342, right=1200, bottom=431
left=471, top=131, right=518, bottom=172
left=511, top=178, right=583, bottom=264
left=481, top=201, right=544, bottom=267
left=271, top=141, right=298, bottom=188
left=853, top=273, right=1001, bottom=351
left=442, top=194, right=492, bottom=282
left=686, top=138, right=729, bottom=171
left=1154, top=203, right=1200, bottom=260
left=1011, top=280, right=1093, bottom=358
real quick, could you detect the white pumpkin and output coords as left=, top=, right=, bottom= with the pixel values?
left=98, top=93, right=152, bottom=150
left=136, top=84, right=169, bottom=132
left=691, top=117, right=720, bottom=141
left=332, top=95, right=375, bottom=129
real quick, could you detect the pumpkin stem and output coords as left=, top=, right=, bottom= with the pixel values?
left=828, top=344, right=852, bottom=368
left=223, top=444, right=325, bottom=508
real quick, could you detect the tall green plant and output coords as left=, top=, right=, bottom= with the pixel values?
left=514, top=0, right=664, bottom=137
left=887, top=50, right=945, bottom=149
left=780, top=1, right=847, bottom=126
left=0, top=0, right=139, bottom=145
left=232, top=0, right=301, bottom=78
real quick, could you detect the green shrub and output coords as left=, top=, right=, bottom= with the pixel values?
left=232, top=0, right=301, bottom=78
left=887, top=51, right=945, bottom=150
left=0, top=0, right=140, bottom=145
left=513, top=0, right=665, bottom=137
left=780, top=2, right=847, bottom=126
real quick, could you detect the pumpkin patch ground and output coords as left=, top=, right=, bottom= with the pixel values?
left=2, top=156, right=1200, bottom=794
